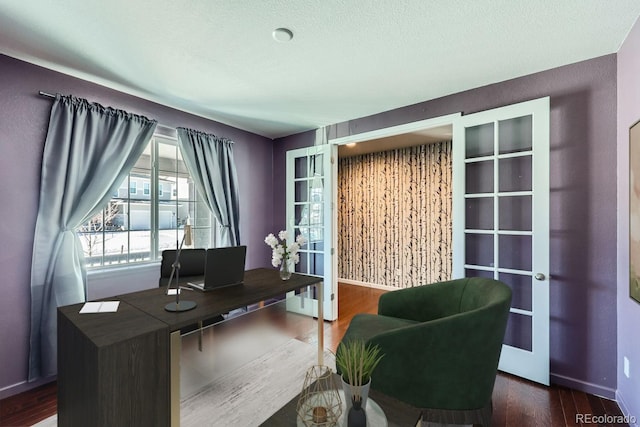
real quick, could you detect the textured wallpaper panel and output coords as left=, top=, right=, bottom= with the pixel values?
left=338, top=141, right=452, bottom=288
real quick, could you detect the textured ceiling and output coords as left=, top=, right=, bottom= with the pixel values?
left=0, top=1, right=639, bottom=139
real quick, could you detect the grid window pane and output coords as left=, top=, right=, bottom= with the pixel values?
left=465, top=234, right=494, bottom=267
left=499, top=272, right=532, bottom=311
left=499, top=196, right=532, bottom=231
left=499, top=156, right=532, bottom=192
left=498, top=235, right=532, bottom=271
left=499, top=115, right=532, bottom=154
left=295, top=157, right=308, bottom=179
left=465, top=123, right=494, bottom=158
left=466, top=161, right=493, bottom=194
left=465, top=269, right=494, bottom=279
left=465, top=197, right=493, bottom=230
left=504, top=313, right=533, bottom=351
left=79, top=136, right=214, bottom=268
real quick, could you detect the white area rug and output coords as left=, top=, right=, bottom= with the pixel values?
left=34, top=325, right=333, bottom=427
left=180, top=322, right=293, bottom=400
left=183, top=338, right=331, bottom=426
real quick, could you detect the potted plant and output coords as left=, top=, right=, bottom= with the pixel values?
left=334, top=338, right=384, bottom=414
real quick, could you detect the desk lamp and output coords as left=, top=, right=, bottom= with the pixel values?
left=165, top=224, right=197, bottom=312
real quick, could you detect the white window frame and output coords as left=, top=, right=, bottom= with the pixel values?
left=78, top=133, right=216, bottom=269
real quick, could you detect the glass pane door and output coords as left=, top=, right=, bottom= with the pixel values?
left=285, top=145, right=337, bottom=321
left=455, top=97, right=550, bottom=385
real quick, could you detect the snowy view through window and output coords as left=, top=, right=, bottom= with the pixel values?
left=78, top=137, right=213, bottom=267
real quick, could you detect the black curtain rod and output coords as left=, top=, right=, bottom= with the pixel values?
left=39, top=91, right=56, bottom=98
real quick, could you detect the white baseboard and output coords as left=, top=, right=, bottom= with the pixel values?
left=0, top=375, right=56, bottom=400
left=616, top=389, right=639, bottom=427
left=550, top=373, right=616, bottom=400
left=338, top=278, right=399, bottom=291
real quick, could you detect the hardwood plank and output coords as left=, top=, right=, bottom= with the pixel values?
left=528, top=378, right=554, bottom=427
left=490, top=371, right=508, bottom=427
left=549, top=387, right=568, bottom=427
left=0, top=381, right=57, bottom=427
left=601, top=396, right=625, bottom=417
left=505, top=374, right=538, bottom=427
left=573, top=390, right=597, bottom=427
left=559, top=386, right=580, bottom=427
left=585, top=393, right=620, bottom=427
left=601, top=397, right=631, bottom=427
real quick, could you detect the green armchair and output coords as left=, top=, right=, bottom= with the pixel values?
left=337, top=277, right=512, bottom=426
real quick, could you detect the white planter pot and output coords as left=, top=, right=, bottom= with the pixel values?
left=341, top=376, right=371, bottom=409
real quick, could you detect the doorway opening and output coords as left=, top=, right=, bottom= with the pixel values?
left=336, top=125, right=454, bottom=290
left=329, top=114, right=460, bottom=291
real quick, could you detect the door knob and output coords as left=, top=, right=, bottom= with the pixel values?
left=534, top=273, right=546, bottom=281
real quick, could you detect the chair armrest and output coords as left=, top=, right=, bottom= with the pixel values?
left=378, top=279, right=468, bottom=321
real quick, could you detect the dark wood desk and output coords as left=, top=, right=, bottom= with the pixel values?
left=57, top=301, right=169, bottom=427
left=118, top=268, right=323, bottom=332
left=58, top=268, right=323, bottom=427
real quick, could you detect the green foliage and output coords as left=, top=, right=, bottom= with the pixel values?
left=335, top=339, right=384, bottom=395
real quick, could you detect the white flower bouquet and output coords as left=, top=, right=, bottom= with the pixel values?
left=264, top=230, right=307, bottom=268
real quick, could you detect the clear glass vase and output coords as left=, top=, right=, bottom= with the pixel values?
left=279, top=259, right=293, bottom=280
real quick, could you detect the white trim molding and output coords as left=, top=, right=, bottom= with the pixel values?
left=339, top=278, right=408, bottom=292
left=329, top=113, right=462, bottom=146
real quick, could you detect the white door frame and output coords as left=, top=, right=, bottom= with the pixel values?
left=329, top=113, right=462, bottom=146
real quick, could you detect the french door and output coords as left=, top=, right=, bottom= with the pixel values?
left=453, top=97, right=550, bottom=385
left=285, top=145, right=338, bottom=321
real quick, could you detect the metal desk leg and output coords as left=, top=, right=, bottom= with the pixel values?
left=317, top=281, right=324, bottom=366
left=170, top=331, right=181, bottom=427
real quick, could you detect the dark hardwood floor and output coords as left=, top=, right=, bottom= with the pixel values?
left=1, top=380, right=56, bottom=427
left=0, top=283, right=628, bottom=427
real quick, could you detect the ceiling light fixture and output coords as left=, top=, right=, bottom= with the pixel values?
left=346, top=143, right=357, bottom=147
left=272, top=28, right=294, bottom=43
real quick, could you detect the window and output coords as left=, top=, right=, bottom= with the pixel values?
left=78, top=135, right=215, bottom=267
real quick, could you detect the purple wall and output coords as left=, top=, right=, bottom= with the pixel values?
left=276, top=55, right=618, bottom=397
left=617, top=17, right=640, bottom=423
left=0, top=45, right=624, bottom=401
left=0, top=54, right=274, bottom=397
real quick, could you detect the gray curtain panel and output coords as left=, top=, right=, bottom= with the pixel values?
left=29, top=95, right=157, bottom=380
left=177, top=127, right=241, bottom=246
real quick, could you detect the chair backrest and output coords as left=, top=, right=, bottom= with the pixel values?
left=459, top=277, right=513, bottom=314
left=379, top=277, right=511, bottom=322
